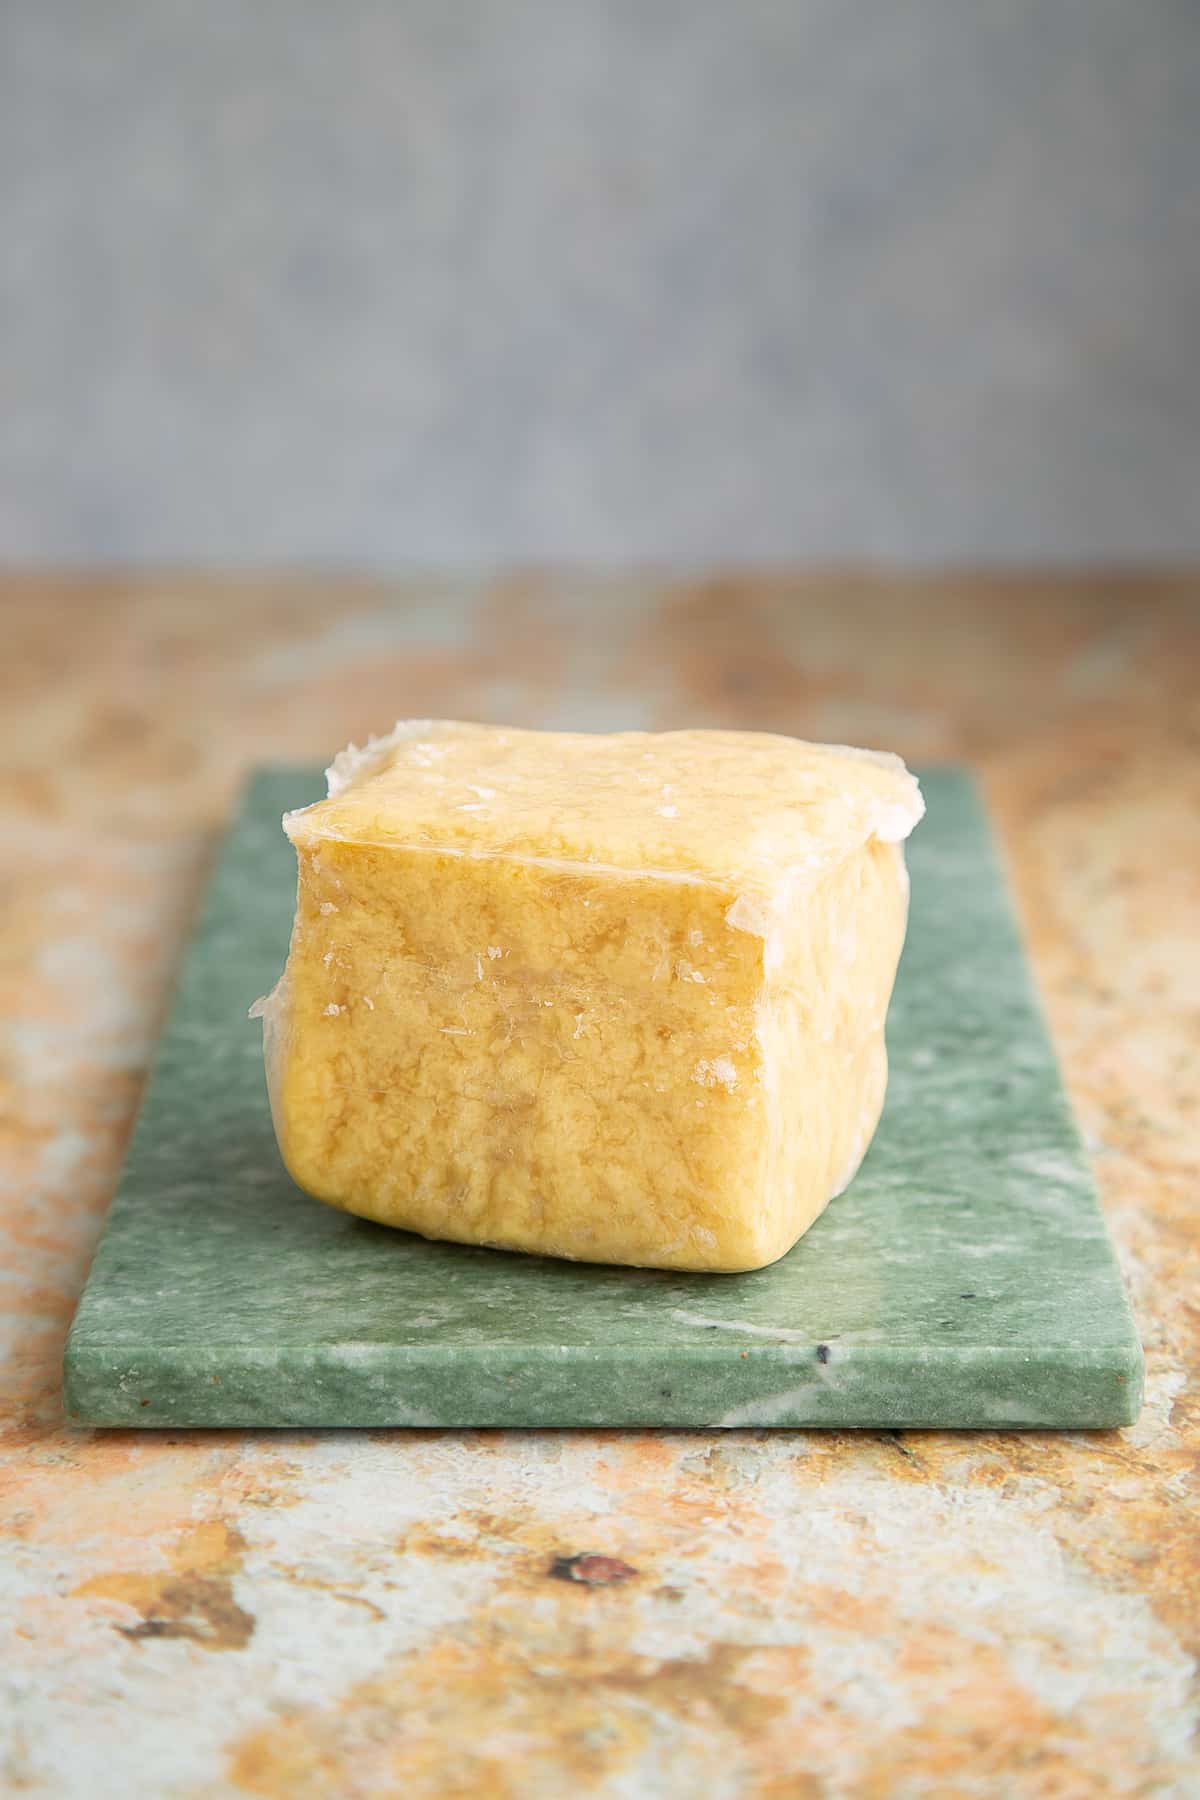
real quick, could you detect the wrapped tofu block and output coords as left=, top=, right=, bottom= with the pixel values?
left=257, top=722, right=924, bottom=1272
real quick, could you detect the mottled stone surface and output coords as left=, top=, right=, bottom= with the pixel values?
left=2, top=576, right=1197, bottom=1795
left=64, top=768, right=1140, bottom=1429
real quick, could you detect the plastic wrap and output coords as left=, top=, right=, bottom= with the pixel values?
left=254, top=722, right=923, bottom=1272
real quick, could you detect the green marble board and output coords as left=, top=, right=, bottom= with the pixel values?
left=64, top=768, right=1142, bottom=1430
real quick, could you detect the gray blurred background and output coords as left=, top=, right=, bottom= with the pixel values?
left=3, top=0, right=1198, bottom=566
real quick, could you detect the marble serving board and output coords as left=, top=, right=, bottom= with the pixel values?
left=64, top=767, right=1142, bottom=1430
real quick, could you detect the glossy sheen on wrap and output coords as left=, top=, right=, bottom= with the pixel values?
left=256, top=723, right=924, bottom=1272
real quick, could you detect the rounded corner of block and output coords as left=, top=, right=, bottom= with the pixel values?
left=1112, top=1340, right=1146, bottom=1429
left=60, top=1346, right=90, bottom=1426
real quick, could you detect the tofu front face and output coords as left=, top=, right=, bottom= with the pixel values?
left=262, top=723, right=922, bottom=1272
left=273, top=842, right=778, bottom=1271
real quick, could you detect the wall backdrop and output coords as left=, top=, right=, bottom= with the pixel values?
left=3, top=0, right=1197, bottom=564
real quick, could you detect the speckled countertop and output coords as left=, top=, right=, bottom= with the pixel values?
left=2, top=576, right=1197, bottom=1797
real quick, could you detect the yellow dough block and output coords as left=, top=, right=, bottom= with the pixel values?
left=257, top=722, right=923, bottom=1272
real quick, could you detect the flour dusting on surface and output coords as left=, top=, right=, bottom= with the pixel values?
left=693, top=1057, right=737, bottom=1092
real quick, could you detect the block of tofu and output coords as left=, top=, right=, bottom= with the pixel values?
left=256, top=722, right=923, bottom=1272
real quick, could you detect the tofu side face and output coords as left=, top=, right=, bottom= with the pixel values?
left=264, top=724, right=921, bottom=1272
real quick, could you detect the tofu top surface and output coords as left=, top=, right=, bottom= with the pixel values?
left=284, top=721, right=924, bottom=896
